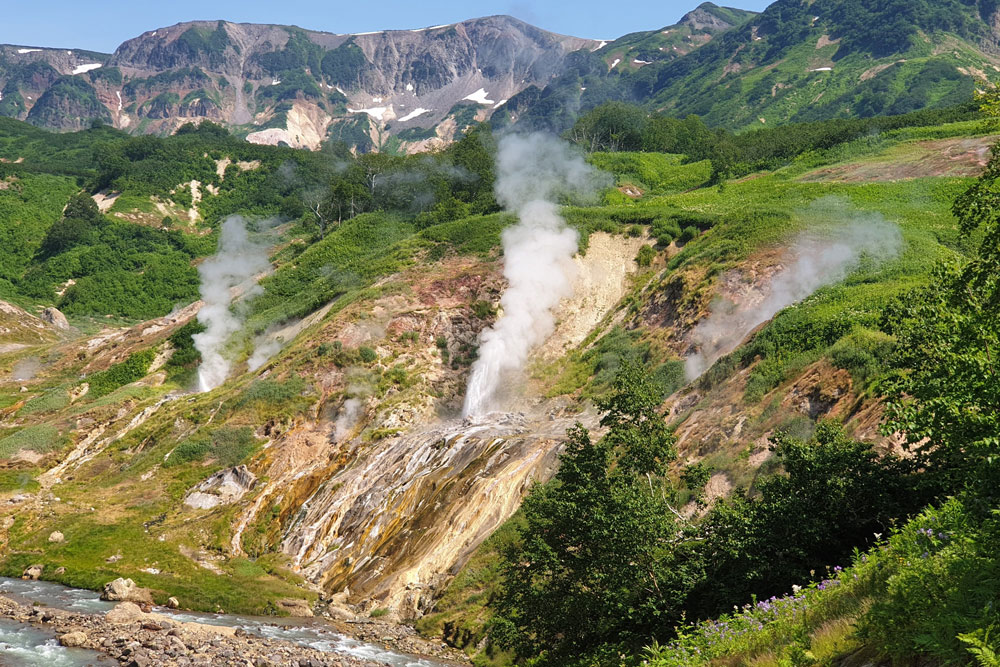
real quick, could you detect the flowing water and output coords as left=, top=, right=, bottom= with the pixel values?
left=0, top=617, right=110, bottom=666
left=0, top=578, right=441, bottom=667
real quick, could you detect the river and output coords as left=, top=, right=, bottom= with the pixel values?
left=0, top=577, right=443, bottom=666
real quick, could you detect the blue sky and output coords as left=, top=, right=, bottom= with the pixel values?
left=2, top=0, right=774, bottom=53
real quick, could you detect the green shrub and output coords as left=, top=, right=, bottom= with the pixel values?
left=830, top=327, right=896, bottom=386
left=86, top=348, right=156, bottom=398
left=651, top=218, right=681, bottom=246
left=165, top=426, right=259, bottom=468
left=743, top=355, right=786, bottom=403
left=471, top=300, right=496, bottom=320
left=358, top=346, right=377, bottom=364
left=678, top=225, right=699, bottom=244
left=20, top=388, right=70, bottom=415
left=0, top=425, right=63, bottom=459
left=861, top=499, right=1000, bottom=664
left=636, top=245, right=656, bottom=267
left=165, top=319, right=206, bottom=384
left=0, top=469, right=40, bottom=492
left=682, top=462, right=712, bottom=503
left=230, top=377, right=307, bottom=419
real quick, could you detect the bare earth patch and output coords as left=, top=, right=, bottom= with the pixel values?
left=799, top=135, right=998, bottom=182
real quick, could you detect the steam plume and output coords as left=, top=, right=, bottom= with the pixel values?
left=193, top=216, right=272, bottom=392
left=685, top=200, right=904, bottom=380
left=334, top=399, right=364, bottom=441
left=463, top=133, right=609, bottom=416
left=334, top=369, right=374, bottom=441
left=247, top=336, right=282, bottom=372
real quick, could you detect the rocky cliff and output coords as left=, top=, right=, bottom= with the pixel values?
left=1, top=16, right=600, bottom=149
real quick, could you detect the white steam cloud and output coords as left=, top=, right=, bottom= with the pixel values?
left=193, top=216, right=273, bottom=392
left=334, top=370, right=374, bottom=441
left=685, top=200, right=904, bottom=380
left=334, top=398, right=364, bottom=441
left=463, top=133, right=610, bottom=416
left=247, top=336, right=282, bottom=372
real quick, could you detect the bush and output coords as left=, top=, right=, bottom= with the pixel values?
left=677, top=225, right=699, bottom=244
left=86, top=348, right=156, bottom=398
left=861, top=499, right=1000, bottom=664
left=165, top=319, right=205, bottom=384
left=691, top=422, right=925, bottom=621
left=652, top=218, right=681, bottom=246
left=830, top=327, right=896, bottom=386
left=230, top=377, right=307, bottom=419
left=743, top=355, right=786, bottom=403
left=0, top=425, right=63, bottom=459
left=165, top=426, right=259, bottom=468
left=358, top=346, right=377, bottom=364
left=636, top=245, right=656, bottom=267
left=682, top=462, right=712, bottom=503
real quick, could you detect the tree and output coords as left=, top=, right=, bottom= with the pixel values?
left=692, top=422, right=923, bottom=619
left=492, top=363, right=697, bottom=662
left=569, top=102, right=648, bottom=152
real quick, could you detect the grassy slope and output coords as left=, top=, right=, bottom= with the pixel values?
left=649, top=17, right=993, bottom=129
left=0, top=116, right=986, bottom=632
left=415, top=120, right=986, bottom=665
left=0, top=172, right=79, bottom=297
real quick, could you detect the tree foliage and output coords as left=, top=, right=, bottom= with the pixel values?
left=493, top=363, right=693, bottom=661
left=880, top=97, right=1000, bottom=498
left=693, top=422, right=925, bottom=619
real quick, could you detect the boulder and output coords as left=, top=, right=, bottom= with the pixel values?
left=48, top=531, right=64, bottom=543
left=100, top=577, right=154, bottom=604
left=40, top=307, right=70, bottom=330
left=105, top=601, right=145, bottom=624
left=183, top=466, right=257, bottom=509
left=275, top=598, right=314, bottom=617
left=54, top=566, right=66, bottom=575
left=166, top=596, right=180, bottom=609
left=21, top=564, right=43, bottom=580
left=59, top=630, right=88, bottom=647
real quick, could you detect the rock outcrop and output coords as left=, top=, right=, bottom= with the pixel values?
left=40, top=307, right=70, bottom=330
left=2, top=17, right=598, bottom=146
left=21, top=564, right=43, bottom=580
left=100, top=577, right=154, bottom=605
left=184, top=465, right=257, bottom=509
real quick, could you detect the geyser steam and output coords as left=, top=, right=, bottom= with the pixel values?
left=685, top=199, right=904, bottom=380
left=193, top=216, right=272, bottom=392
left=463, top=133, right=609, bottom=416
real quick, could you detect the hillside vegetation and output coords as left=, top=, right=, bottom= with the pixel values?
left=500, top=0, right=1000, bottom=135
left=0, top=84, right=997, bottom=667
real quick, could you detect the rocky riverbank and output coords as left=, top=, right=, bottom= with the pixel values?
left=0, top=594, right=381, bottom=666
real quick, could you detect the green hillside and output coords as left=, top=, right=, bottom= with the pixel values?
left=500, top=0, right=1000, bottom=134
left=0, top=77, right=998, bottom=667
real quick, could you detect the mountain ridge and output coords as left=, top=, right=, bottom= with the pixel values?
left=1, top=15, right=606, bottom=148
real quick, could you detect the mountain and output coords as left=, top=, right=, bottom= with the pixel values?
left=7, top=1, right=1000, bottom=146
left=498, top=0, right=1000, bottom=133
left=1, top=16, right=599, bottom=150
left=0, top=46, right=112, bottom=130
left=488, top=2, right=755, bottom=132
left=2, top=4, right=1000, bottom=666
left=643, top=0, right=1000, bottom=126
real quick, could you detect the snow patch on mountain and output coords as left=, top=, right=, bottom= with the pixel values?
left=398, top=107, right=430, bottom=122
left=463, top=88, right=494, bottom=104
